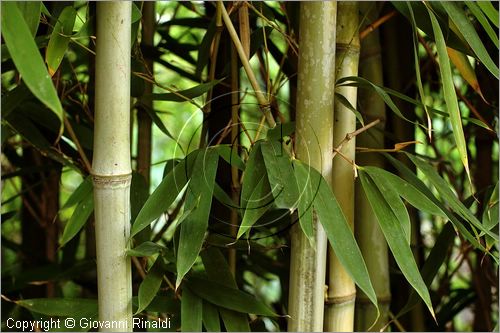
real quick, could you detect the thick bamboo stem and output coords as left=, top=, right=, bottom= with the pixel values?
left=325, top=2, right=359, bottom=331
left=288, top=2, right=336, bottom=331
left=93, top=2, right=132, bottom=331
left=354, top=3, right=391, bottom=331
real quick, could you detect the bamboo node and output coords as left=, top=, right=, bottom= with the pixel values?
left=92, top=173, right=132, bottom=189
left=325, top=292, right=356, bottom=305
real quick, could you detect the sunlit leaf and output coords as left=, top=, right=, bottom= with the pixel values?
left=359, top=170, right=435, bottom=318
left=45, top=6, right=77, bottom=76
left=447, top=47, right=486, bottom=101
left=427, top=6, right=470, bottom=178
left=61, top=176, right=92, bottom=210
left=465, top=1, right=499, bottom=48
left=136, top=258, right=164, bottom=314
left=60, top=189, right=93, bottom=247
left=477, top=0, right=499, bottom=28
left=127, top=241, right=165, bottom=257
left=16, top=2, right=41, bottom=37
left=176, top=149, right=218, bottom=288
left=1, top=2, right=64, bottom=136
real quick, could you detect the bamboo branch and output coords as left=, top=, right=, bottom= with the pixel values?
left=359, top=10, right=397, bottom=40
left=332, top=119, right=380, bottom=160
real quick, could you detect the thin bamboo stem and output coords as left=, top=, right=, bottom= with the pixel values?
left=355, top=3, right=391, bottom=331
left=93, top=2, right=132, bottom=331
left=324, top=3, right=360, bottom=332
left=288, top=2, right=336, bottom=331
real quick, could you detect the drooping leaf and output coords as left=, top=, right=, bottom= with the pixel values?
left=186, top=275, right=276, bottom=316
left=60, top=189, right=94, bottom=247
left=359, top=170, right=435, bottom=318
left=142, top=80, right=222, bottom=102
left=131, top=2, right=142, bottom=23
left=16, top=2, right=41, bottom=37
left=477, top=0, right=499, bottom=27
left=182, top=287, right=203, bottom=332
left=45, top=6, right=77, bottom=76
left=447, top=47, right=487, bottom=101
left=176, top=149, right=219, bottom=288
left=202, top=301, right=221, bottom=332
left=482, top=182, right=499, bottom=238
left=1, top=2, right=64, bottom=135
left=408, top=153, right=498, bottom=241
left=334, top=92, right=365, bottom=126
left=293, top=159, right=315, bottom=245
left=141, top=104, right=175, bottom=139
left=237, top=175, right=272, bottom=239
left=136, top=258, right=164, bottom=315
left=16, top=298, right=97, bottom=317
left=266, top=122, right=296, bottom=142
left=427, top=7, right=470, bottom=178
left=441, top=1, right=499, bottom=78
left=131, top=150, right=199, bottom=237
left=294, top=160, right=378, bottom=312
left=61, top=176, right=92, bottom=210
left=213, top=144, right=246, bottom=171
left=130, top=172, right=149, bottom=222
left=465, top=1, right=499, bottom=49
left=241, top=142, right=266, bottom=208
left=127, top=241, right=166, bottom=257
left=261, top=140, right=299, bottom=210
left=195, top=17, right=216, bottom=78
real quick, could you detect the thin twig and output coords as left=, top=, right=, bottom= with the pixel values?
left=332, top=119, right=380, bottom=160
left=359, top=10, right=397, bottom=40
left=63, top=116, right=92, bottom=173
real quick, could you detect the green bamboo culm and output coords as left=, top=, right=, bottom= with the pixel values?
left=288, top=2, right=337, bottom=331
left=92, top=2, right=133, bottom=331
left=354, top=3, right=390, bottom=331
left=324, top=2, right=360, bottom=331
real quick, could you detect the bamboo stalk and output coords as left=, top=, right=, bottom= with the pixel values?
left=354, top=3, right=391, bottom=331
left=325, top=2, right=359, bottom=331
left=288, top=2, right=336, bottom=331
left=93, top=2, right=132, bottom=331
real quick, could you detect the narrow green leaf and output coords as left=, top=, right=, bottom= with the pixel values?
left=237, top=175, right=272, bottom=239
left=360, top=170, right=435, bottom=318
left=261, top=140, right=299, bottom=210
left=60, top=190, right=93, bottom=247
left=16, top=2, right=41, bottom=37
left=127, top=241, right=165, bottom=257
left=131, top=2, right=142, bottom=23
left=61, top=176, right=92, bottom=210
left=427, top=6, right=470, bottom=177
left=202, top=301, right=221, bottom=332
left=45, top=6, right=77, bottom=75
left=213, top=183, right=238, bottom=211
left=142, top=104, right=175, bottom=139
left=465, top=1, right=499, bottom=48
left=266, top=122, right=296, bottom=141
left=293, top=160, right=316, bottom=245
left=477, top=0, right=499, bottom=28
left=213, top=144, right=246, bottom=171
left=131, top=150, right=199, bottom=237
left=408, top=154, right=498, bottom=241
left=195, top=17, right=216, bottom=78
left=176, top=149, right=219, bottom=288
left=186, top=275, right=276, bottom=316
left=130, top=172, right=149, bottom=222
left=136, top=258, right=164, bottom=314
left=201, top=248, right=251, bottom=331
left=441, top=2, right=499, bottom=78
left=182, top=287, right=203, bottom=332
left=16, top=298, right=97, bottom=317
left=482, top=182, right=499, bottom=233
left=334, top=92, right=365, bottom=126
left=1, top=2, right=64, bottom=135
left=241, top=142, right=266, bottom=208
left=294, top=160, right=378, bottom=311
left=143, top=80, right=222, bottom=102
left=364, top=166, right=447, bottom=218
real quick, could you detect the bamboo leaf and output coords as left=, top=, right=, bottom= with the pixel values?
left=142, top=80, right=222, bottom=102
left=61, top=176, right=92, bottom=210
left=16, top=2, right=41, bottom=37
left=1, top=2, right=64, bottom=136
left=294, top=160, right=378, bottom=311
left=202, top=301, right=221, bottom=332
left=131, top=150, right=199, bottom=237
left=213, top=144, right=246, bottom=171
left=130, top=172, right=149, bottom=222
left=136, top=258, right=164, bottom=314
left=127, top=241, right=165, bottom=257
left=237, top=175, right=272, bottom=239
left=441, top=1, right=499, bottom=78
left=359, top=170, right=435, bottom=318
left=186, top=275, right=276, bottom=316
left=464, top=1, right=499, bottom=48
left=195, top=17, right=216, bottom=78
left=261, top=140, right=299, bottom=210
left=364, top=166, right=447, bottom=218
left=241, top=142, right=266, bottom=208
left=334, top=92, right=365, bottom=126
left=45, top=6, right=77, bottom=76
left=16, top=298, right=97, bottom=317
left=408, top=153, right=498, bottom=241
left=266, top=122, right=296, bottom=141
left=60, top=190, right=94, bottom=247
left=293, top=161, right=315, bottom=245
left=142, top=104, right=175, bottom=139
left=482, top=182, right=499, bottom=234
left=176, top=149, right=219, bottom=288
left=447, top=47, right=487, bottom=101
left=477, top=0, right=499, bottom=28
left=427, top=7, right=470, bottom=178
left=182, top=287, right=203, bottom=332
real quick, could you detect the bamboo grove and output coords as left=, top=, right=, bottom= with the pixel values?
left=1, top=1, right=498, bottom=332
